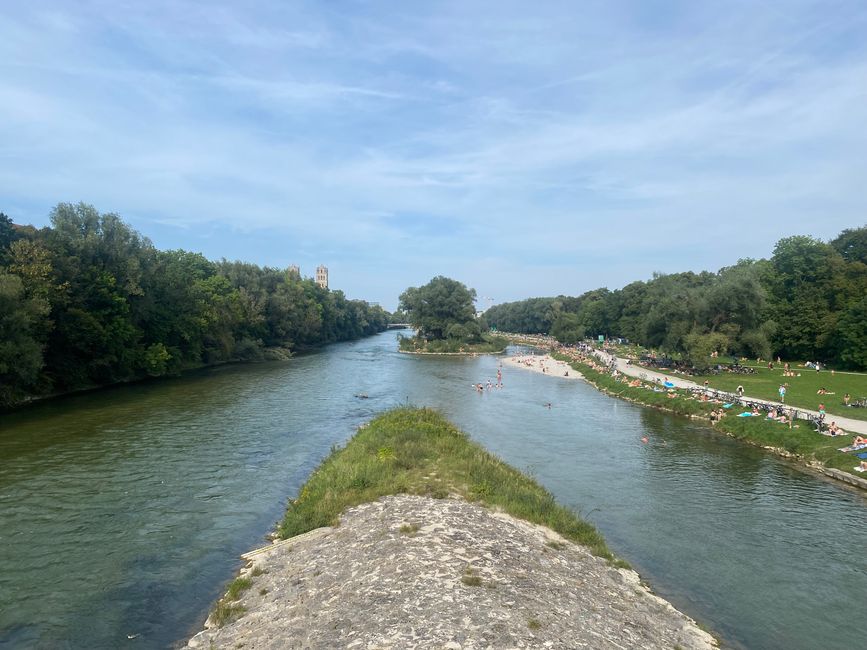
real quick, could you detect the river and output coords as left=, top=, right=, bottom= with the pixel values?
left=0, top=331, right=864, bottom=649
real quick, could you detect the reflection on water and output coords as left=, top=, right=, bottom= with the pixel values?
left=0, top=332, right=864, bottom=649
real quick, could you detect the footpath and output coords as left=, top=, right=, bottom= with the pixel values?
left=589, top=349, right=867, bottom=436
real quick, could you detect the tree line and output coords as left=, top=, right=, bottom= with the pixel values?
left=485, top=227, right=867, bottom=370
left=0, top=203, right=390, bottom=407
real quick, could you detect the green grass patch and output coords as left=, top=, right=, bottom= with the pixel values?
left=209, top=572, right=258, bottom=627
left=691, top=365, right=867, bottom=422
left=224, top=576, right=253, bottom=601
left=210, top=601, right=247, bottom=628
left=399, top=334, right=509, bottom=354
left=278, top=407, right=620, bottom=564
left=552, top=352, right=865, bottom=478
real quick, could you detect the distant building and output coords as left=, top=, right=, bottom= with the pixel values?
left=288, top=265, right=300, bottom=277
left=315, top=265, right=328, bottom=289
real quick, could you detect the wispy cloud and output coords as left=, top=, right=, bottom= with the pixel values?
left=1, top=0, right=865, bottom=307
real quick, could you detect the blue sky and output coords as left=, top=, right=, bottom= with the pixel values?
left=2, top=1, right=866, bottom=310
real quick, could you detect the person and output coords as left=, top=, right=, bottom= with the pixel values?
left=737, top=385, right=744, bottom=397
left=853, top=436, right=867, bottom=446
left=844, top=393, right=851, bottom=406
left=779, top=384, right=786, bottom=403
left=827, top=422, right=841, bottom=436
left=818, top=402, right=826, bottom=415
left=787, top=410, right=794, bottom=429
left=817, top=387, right=826, bottom=395
left=860, top=460, right=867, bottom=471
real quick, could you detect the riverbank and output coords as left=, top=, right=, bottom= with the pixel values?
left=0, top=333, right=394, bottom=413
left=501, top=353, right=583, bottom=379
left=398, top=334, right=509, bottom=355
left=187, top=408, right=717, bottom=649
left=499, top=333, right=867, bottom=489
left=554, top=350, right=867, bottom=489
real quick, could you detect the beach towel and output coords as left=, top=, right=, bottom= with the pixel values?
left=663, top=381, right=675, bottom=388
left=723, top=403, right=733, bottom=408
left=838, top=442, right=867, bottom=453
left=737, top=412, right=755, bottom=417
left=856, top=452, right=867, bottom=460
left=855, top=466, right=866, bottom=473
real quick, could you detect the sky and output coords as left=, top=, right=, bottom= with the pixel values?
left=1, top=1, right=866, bottom=311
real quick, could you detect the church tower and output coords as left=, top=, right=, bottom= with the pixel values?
left=315, top=265, right=328, bottom=289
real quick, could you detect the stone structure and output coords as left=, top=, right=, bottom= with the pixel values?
left=288, top=265, right=300, bottom=278
left=187, top=495, right=716, bottom=649
left=315, top=265, right=328, bottom=289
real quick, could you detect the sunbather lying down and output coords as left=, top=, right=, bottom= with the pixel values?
left=854, top=436, right=867, bottom=446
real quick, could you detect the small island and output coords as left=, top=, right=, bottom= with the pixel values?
left=187, top=408, right=716, bottom=650
left=396, top=275, right=508, bottom=354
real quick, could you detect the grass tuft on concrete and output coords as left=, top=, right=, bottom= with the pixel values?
left=278, top=407, right=621, bottom=564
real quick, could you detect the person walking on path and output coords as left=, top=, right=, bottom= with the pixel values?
left=779, top=384, right=786, bottom=403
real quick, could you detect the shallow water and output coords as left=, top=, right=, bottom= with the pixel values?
left=0, top=331, right=864, bottom=649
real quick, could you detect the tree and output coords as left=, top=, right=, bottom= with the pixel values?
left=0, top=212, right=15, bottom=258
left=551, top=313, right=585, bottom=345
left=834, top=296, right=867, bottom=369
left=399, top=276, right=477, bottom=341
left=830, top=226, right=867, bottom=265
left=0, top=272, right=49, bottom=404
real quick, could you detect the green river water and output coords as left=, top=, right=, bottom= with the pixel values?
left=0, top=331, right=865, bottom=649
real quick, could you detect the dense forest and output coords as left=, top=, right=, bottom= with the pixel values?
left=485, top=227, right=867, bottom=370
left=0, top=203, right=389, bottom=407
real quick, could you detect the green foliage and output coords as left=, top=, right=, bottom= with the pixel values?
left=0, top=203, right=390, bottom=406
left=0, top=273, right=48, bottom=405
left=0, top=212, right=15, bottom=260
left=485, top=227, right=867, bottom=371
left=399, top=276, right=478, bottom=341
left=278, top=407, right=619, bottom=563
left=551, top=313, right=585, bottom=345
left=684, top=332, right=729, bottom=371
left=829, top=226, right=867, bottom=265
left=398, top=333, right=508, bottom=354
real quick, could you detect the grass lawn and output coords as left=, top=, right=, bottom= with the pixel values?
left=691, top=365, right=867, bottom=423
left=278, top=407, right=622, bottom=565
left=602, top=341, right=867, bottom=422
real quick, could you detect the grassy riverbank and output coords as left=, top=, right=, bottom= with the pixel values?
left=278, top=407, right=621, bottom=565
left=551, top=352, right=865, bottom=478
left=604, top=341, right=867, bottom=423
left=398, top=333, right=509, bottom=354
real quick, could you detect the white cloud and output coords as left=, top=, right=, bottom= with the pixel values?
left=1, top=0, right=865, bottom=307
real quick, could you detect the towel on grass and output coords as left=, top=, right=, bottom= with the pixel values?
left=838, top=442, right=867, bottom=453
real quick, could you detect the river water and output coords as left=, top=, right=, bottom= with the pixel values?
left=0, top=331, right=864, bottom=649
